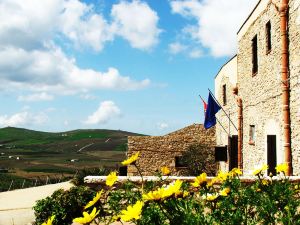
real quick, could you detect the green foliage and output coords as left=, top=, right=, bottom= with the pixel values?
left=181, top=143, right=217, bottom=176
left=33, top=186, right=94, bottom=225
left=33, top=163, right=300, bottom=225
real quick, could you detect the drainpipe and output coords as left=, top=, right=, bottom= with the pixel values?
left=233, top=87, right=243, bottom=170
left=280, top=0, right=292, bottom=175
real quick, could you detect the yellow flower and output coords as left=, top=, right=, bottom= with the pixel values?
left=41, top=215, right=55, bottom=225
left=262, top=179, right=269, bottom=186
left=161, top=166, right=171, bottom=175
left=217, top=171, right=230, bottom=181
left=191, top=173, right=207, bottom=187
left=143, top=188, right=165, bottom=201
left=183, top=191, right=189, bottom=198
left=219, top=187, right=230, bottom=196
left=73, top=207, right=99, bottom=224
left=106, top=171, right=118, bottom=187
left=120, top=201, right=144, bottom=222
left=84, top=190, right=103, bottom=209
left=204, top=193, right=219, bottom=201
left=276, top=163, right=288, bottom=175
left=252, top=164, right=268, bottom=176
left=230, top=168, right=242, bottom=176
left=122, top=152, right=140, bottom=166
left=165, top=180, right=183, bottom=197
left=207, top=177, right=218, bottom=187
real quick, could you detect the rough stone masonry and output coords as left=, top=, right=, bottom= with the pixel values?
left=127, top=124, right=216, bottom=176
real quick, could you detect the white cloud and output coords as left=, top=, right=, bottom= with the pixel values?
left=0, top=0, right=154, bottom=95
left=157, top=122, right=169, bottom=130
left=189, top=48, right=202, bottom=58
left=111, top=0, right=161, bottom=50
left=80, top=94, right=96, bottom=100
left=0, top=0, right=161, bottom=52
left=59, top=0, right=114, bottom=51
left=168, top=41, right=202, bottom=58
left=170, top=0, right=258, bottom=57
left=169, top=42, right=187, bottom=54
left=0, top=111, right=48, bottom=127
left=0, top=46, right=150, bottom=93
left=84, top=101, right=121, bottom=125
left=18, top=92, right=54, bottom=102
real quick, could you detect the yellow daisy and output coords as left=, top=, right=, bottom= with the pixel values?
left=230, top=168, right=242, bottom=176
left=73, top=207, right=99, bottom=224
left=41, top=215, right=55, bottom=225
left=120, top=201, right=144, bottom=222
left=161, top=166, right=171, bottom=175
left=84, top=190, right=103, bottom=209
left=217, top=171, right=230, bottom=181
left=122, top=152, right=140, bottom=166
left=252, top=164, right=268, bottom=176
left=191, top=172, right=207, bottom=187
left=204, top=193, right=219, bottom=201
left=275, top=163, right=288, bottom=175
left=219, top=187, right=230, bottom=197
left=106, top=171, right=118, bottom=187
left=143, top=188, right=165, bottom=201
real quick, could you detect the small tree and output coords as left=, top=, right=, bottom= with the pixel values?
left=181, top=143, right=217, bottom=176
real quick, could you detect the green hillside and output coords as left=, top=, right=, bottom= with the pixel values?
left=0, top=127, right=143, bottom=178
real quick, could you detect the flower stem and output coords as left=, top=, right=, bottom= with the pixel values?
left=134, top=163, right=144, bottom=193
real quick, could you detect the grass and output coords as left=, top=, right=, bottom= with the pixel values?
left=0, top=127, right=143, bottom=185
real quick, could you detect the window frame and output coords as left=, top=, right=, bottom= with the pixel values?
left=249, top=125, right=255, bottom=145
left=252, top=35, right=258, bottom=76
left=222, top=84, right=227, bottom=106
left=175, top=156, right=187, bottom=168
left=266, top=21, right=272, bottom=54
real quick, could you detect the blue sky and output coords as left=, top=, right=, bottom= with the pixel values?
left=0, top=0, right=257, bottom=135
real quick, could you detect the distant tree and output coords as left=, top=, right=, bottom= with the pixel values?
left=181, top=143, right=217, bottom=176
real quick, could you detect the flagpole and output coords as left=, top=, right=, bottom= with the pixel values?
left=199, top=95, right=229, bottom=136
left=208, top=89, right=238, bottom=131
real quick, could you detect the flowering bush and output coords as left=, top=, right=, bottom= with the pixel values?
left=36, top=154, right=300, bottom=225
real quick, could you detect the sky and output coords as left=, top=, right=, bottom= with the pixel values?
left=0, top=0, right=258, bottom=135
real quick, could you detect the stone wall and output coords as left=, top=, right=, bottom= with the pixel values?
left=127, top=124, right=216, bottom=176
left=289, top=0, right=300, bottom=175
left=237, top=0, right=283, bottom=174
left=215, top=56, right=238, bottom=172
left=228, top=0, right=300, bottom=175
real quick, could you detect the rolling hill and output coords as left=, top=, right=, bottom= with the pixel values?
left=0, top=127, right=143, bottom=178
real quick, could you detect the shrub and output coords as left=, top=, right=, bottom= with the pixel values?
left=34, top=154, right=300, bottom=225
left=33, top=186, right=94, bottom=225
left=181, top=143, right=217, bottom=176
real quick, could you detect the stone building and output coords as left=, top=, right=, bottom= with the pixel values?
left=215, top=0, right=300, bottom=175
left=127, top=124, right=216, bottom=176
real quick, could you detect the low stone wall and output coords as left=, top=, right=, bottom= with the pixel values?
left=127, top=124, right=216, bottom=176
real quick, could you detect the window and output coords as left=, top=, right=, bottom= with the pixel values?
left=249, top=125, right=255, bottom=144
left=175, top=156, right=187, bottom=168
left=252, top=35, right=258, bottom=75
left=222, top=84, right=227, bottom=106
left=266, top=21, right=272, bottom=53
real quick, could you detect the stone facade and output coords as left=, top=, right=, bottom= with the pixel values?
left=127, top=124, right=216, bottom=176
left=215, top=56, right=238, bottom=172
left=215, top=0, right=300, bottom=175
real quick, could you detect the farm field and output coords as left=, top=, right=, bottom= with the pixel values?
left=0, top=127, right=143, bottom=185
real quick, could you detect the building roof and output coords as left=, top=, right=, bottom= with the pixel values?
left=214, top=55, right=237, bottom=80
left=237, top=0, right=262, bottom=34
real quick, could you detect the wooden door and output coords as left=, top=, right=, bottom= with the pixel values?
left=267, top=135, right=277, bottom=175
left=229, top=135, right=238, bottom=170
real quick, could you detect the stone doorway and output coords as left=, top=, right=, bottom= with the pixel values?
left=267, top=135, right=277, bottom=175
left=229, top=135, right=238, bottom=170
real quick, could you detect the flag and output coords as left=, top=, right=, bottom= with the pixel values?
left=200, top=95, right=207, bottom=115
left=204, top=92, right=221, bottom=129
